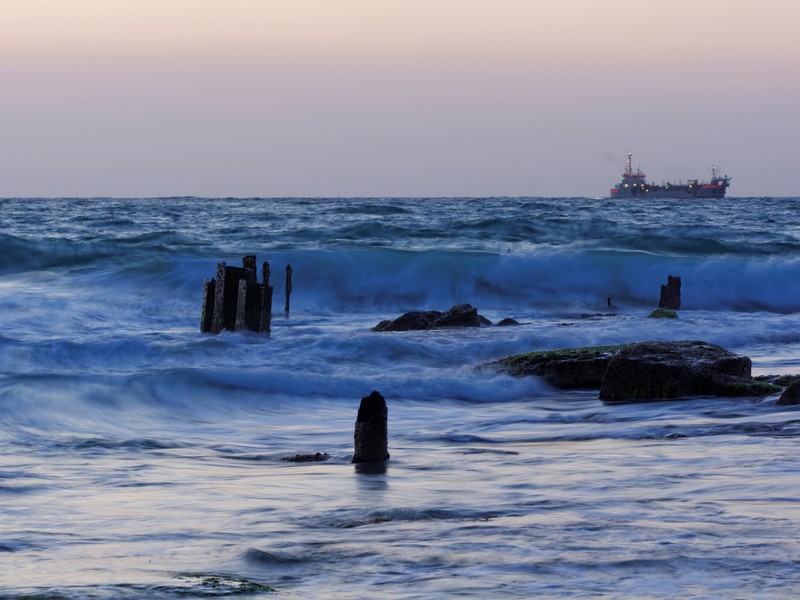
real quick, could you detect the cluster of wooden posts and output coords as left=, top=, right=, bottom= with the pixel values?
left=200, top=255, right=292, bottom=335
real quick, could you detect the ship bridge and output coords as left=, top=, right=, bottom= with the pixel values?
left=621, top=152, right=646, bottom=183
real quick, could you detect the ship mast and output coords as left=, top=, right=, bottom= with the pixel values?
left=627, top=152, right=633, bottom=176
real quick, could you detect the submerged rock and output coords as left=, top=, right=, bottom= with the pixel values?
left=374, top=304, right=491, bottom=331
left=280, top=452, right=330, bottom=463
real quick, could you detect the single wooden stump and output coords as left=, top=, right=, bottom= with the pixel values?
left=352, top=391, right=389, bottom=464
left=659, top=275, right=681, bottom=310
left=260, top=261, right=273, bottom=335
left=285, top=264, right=293, bottom=318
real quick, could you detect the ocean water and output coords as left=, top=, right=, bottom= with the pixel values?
left=2, top=196, right=800, bottom=599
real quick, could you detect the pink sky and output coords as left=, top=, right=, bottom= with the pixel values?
left=2, top=0, right=798, bottom=197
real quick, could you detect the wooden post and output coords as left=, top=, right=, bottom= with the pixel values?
left=211, top=262, right=226, bottom=333
left=244, top=283, right=261, bottom=332
left=240, top=255, right=262, bottom=331
left=223, top=266, right=247, bottom=330
left=352, top=391, right=389, bottom=463
left=262, top=261, right=271, bottom=286
left=200, top=278, right=216, bottom=332
left=243, top=255, right=256, bottom=273
left=235, top=280, right=248, bottom=330
left=285, top=264, right=292, bottom=318
left=659, top=275, right=681, bottom=310
left=260, top=261, right=272, bottom=335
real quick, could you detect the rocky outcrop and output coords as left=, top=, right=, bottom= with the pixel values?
left=374, top=304, right=491, bottom=331
left=490, top=340, right=782, bottom=402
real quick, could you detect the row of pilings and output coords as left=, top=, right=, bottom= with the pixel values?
left=200, top=255, right=293, bottom=335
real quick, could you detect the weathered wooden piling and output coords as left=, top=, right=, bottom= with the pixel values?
left=235, top=279, right=249, bottom=331
left=352, top=391, right=390, bottom=464
left=200, top=255, right=275, bottom=335
left=200, top=278, right=216, bottom=332
left=285, top=264, right=293, bottom=318
left=210, top=262, right=227, bottom=333
left=260, top=261, right=273, bottom=335
left=659, top=275, right=681, bottom=310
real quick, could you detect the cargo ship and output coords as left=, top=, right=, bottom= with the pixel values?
left=609, top=152, right=731, bottom=198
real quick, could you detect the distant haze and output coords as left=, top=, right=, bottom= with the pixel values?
left=2, top=0, right=798, bottom=197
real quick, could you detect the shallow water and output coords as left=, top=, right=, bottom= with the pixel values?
left=2, top=196, right=800, bottom=598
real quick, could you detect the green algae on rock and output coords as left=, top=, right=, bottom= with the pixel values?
left=648, top=308, right=678, bottom=319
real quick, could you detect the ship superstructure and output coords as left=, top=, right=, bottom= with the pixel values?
left=609, top=152, right=731, bottom=198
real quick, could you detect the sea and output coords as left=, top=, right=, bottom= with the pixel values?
left=2, top=196, right=800, bottom=599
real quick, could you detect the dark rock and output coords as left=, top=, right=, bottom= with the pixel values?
left=432, top=304, right=485, bottom=328
left=352, top=391, right=389, bottom=463
left=777, top=378, right=800, bottom=405
left=659, top=275, right=681, bottom=310
left=373, top=310, right=441, bottom=332
left=496, top=318, right=521, bottom=326
left=489, top=345, right=625, bottom=389
left=599, top=340, right=757, bottom=402
left=374, top=304, right=490, bottom=331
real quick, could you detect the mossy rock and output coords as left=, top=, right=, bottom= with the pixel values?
left=648, top=308, right=678, bottom=319
left=715, top=378, right=782, bottom=398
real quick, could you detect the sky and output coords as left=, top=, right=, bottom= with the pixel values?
left=1, top=0, right=798, bottom=197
